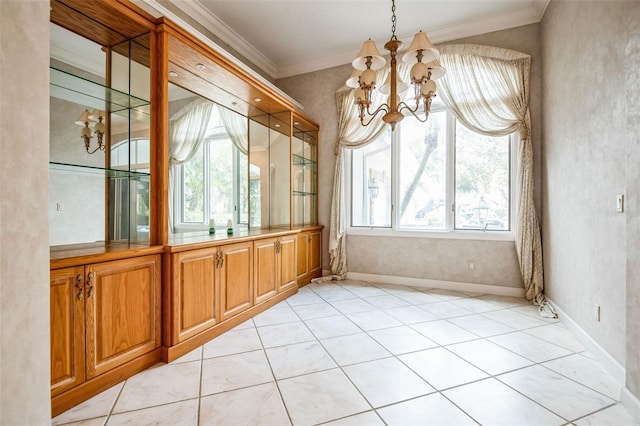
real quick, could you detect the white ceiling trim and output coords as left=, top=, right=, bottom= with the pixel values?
left=276, top=5, right=548, bottom=79
left=168, top=0, right=278, bottom=78
left=50, top=45, right=105, bottom=78
left=131, top=0, right=305, bottom=110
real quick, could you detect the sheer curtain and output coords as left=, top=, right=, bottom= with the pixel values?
left=168, top=98, right=215, bottom=233
left=217, top=104, right=248, bottom=155
left=435, top=44, right=554, bottom=317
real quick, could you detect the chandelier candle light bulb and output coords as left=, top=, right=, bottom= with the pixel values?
left=347, top=0, right=446, bottom=130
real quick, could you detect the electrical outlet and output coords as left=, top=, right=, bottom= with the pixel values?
left=595, top=304, right=601, bottom=322
left=56, top=202, right=64, bottom=211
left=616, top=194, right=624, bottom=213
left=467, top=261, right=475, bottom=271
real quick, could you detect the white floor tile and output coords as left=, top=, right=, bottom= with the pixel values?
left=498, top=365, right=616, bottom=421
left=482, top=308, right=551, bottom=330
left=476, top=294, right=529, bottom=308
left=343, top=357, right=434, bottom=408
left=524, top=324, right=586, bottom=352
left=410, top=319, right=479, bottom=345
left=202, top=327, right=263, bottom=358
left=320, top=411, right=384, bottom=426
left=112, top=362, right=201, bottom=414
left=399, top=347, right=488, bottom=390
left=512, top=304, right=561, bottom=323
left=344, top=285, right=388, bottom=298
left=62, top=417, right=107, bottom=426
left=231, top=318, right=255, bottom=330
left=346, top=310, right=403, bottom=331
left=421, top=288, right=468, bottom=301
left=372, top=283, right=420, bottom=294
left=320, top=333, right=391, bottom=366
left=395, top=291, right=441, bottom=305
left=199, top=382, right=290, bottom=426
left=305, top=315, right=361, bottom=339
left=419, top=301, right=474, bottom=319
left=367, top=325, right=438, bottom=355
left=291, top=302, right=341, bottom=320
left=448, top=313, right=516, bottom=337
left=200, top=350, right=273, bottom=396
left=285, top=291, right=324, bottom=306
left=362, top=294, right=410, bottom=310
left=444, top=378, right=565, bottom=425
left=330, top=299, right=377, bottom=314
left=377, top=393, right=476, bottom=426
left=107, top=398, right=198, bottom=426
left=574, top=404, right=640, bottom=426
left=253, top=306, right=300, bottom=327
left=266, top=340, right=337, bottom=380
left=314, top=288, right=359, bottom=302
left=489, top=331, right=573, bottom=362
left=383, top=305, right=440, bottom=324
left=170, top=346, right=202, bottom=364
left=542, top=354, right=622, bottom=400
left=52, top=382, right=123, bottom=425
left=450, top=297, right=503, bottom=313
left=447, top=339, right=533, bottom=375
left=279, top=369, right=370, bottom=425
left=257, top=321, right=316, bottom=348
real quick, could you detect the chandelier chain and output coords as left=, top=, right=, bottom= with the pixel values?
left=391, top=0, right=397, bottom=40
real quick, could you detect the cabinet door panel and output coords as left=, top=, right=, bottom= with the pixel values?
left=254, top=238, right=277, bottom=304
left=220, top=242, right=253, bottom=321
left=309, top=230, right=322, bottom=275
left=279, top=235, right=297, bottom=293
left=296, top=232, right=309, bottom=280
left=172, top=249, right=217, bottom=343
left=50, top=266, right=85, bottom=396
left=86, top=255, right=160, bottom=378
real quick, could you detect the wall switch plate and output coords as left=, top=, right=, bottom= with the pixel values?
left=616, top=194, right=624, bottom=213
left=56, top=202, right=64, bottom=211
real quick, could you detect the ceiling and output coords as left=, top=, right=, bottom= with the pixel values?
left=139, top=0, right=549, bottom=79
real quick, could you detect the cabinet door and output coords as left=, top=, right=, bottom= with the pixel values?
left=309, top=230, right=322, bottom=276
left=171, top=248, right=218, bottom=343
left=278, top=234, right=297, bottom=293
left=219, top=241, right=253, bottom=321
left=50, top=266, right=85, bottom=396
left=254, top=238, right=277, bottom=304
left=85, top=255, right=161, bottom=378
left=296, top=232, right=309, bottom=281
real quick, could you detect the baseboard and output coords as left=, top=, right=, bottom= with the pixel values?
left=345, top=272, right=525, bottom=298
left=622, top=387, right=640, bottom=423
left=547, top=299, right=626, bottom=387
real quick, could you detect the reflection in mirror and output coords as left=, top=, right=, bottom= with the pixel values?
left=249, top=119, right=269, bottom=229
left=169, top=83, right=249, bottom=236
left=269, top=127, right=291, bottom=228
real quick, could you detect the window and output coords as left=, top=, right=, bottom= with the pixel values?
left=176, top=108, right=248, bottom=230
left=349, top=108, right=515, bottom=236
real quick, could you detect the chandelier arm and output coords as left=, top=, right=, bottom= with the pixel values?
left=360, top=103, right=390, bottom=127
left=86, top=145, right=103, bottom=155
left=397, top=102, right=430, bottom=123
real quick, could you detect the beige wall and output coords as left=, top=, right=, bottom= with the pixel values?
left=541, top=0, right=639, bottom=402
left=0, top=0, right=52, bottom=424
left=276, top=24, right=542, bottom=289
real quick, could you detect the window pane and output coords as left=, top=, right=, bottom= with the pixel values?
left=454, top=123, right=510, bottom=230
left=182, top=143, right=204, bottom=223
left=351, top=130, right=392, bottom=227
left=398, top=111, right=447, bottom=229
left=209, top=136, right=233, bottom=225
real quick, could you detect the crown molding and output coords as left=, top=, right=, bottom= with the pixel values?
left=275, top=4, right=547, bottom=79
left=169, top=0, right=277, bottom=78
left=50, top=45, right=105, bottom=78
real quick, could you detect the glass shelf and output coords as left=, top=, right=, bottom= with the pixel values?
left=49, top=161, right=151, bottom=179
left=50, top=67, right=150, bottom=114
left=292, top=190, right=317, bottom=196
left=292, top=154, right=317, bottom=167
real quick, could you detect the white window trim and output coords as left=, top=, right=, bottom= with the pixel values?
left=346, top=110, right=519, bottom=242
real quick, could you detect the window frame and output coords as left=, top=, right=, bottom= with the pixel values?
left=347, top=108, right=518, bottom=241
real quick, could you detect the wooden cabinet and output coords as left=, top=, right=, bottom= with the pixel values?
left=50, top=267, right=85, bottom=397
left=50, top=255, right=161, bottom=397
left=255, top=235, right=296, bottom=304
left=169, top=241, right=253, bottom=344
left=296, top=228, right=323, bottom=286
left=219, top=242, right=253, bottom=321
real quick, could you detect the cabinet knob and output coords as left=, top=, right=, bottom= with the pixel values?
left=75, top=274, right=84, bottom=300
left=86, top=272, right=94, bottom=298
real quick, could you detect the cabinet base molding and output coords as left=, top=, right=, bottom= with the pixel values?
left=162, top=286, right=298, bottom=362
left=52, top=349, right=162, bottom=417
left=297, top=268, right=322, bottom=287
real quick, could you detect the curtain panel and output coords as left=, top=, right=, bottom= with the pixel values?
left=323, top=44, right=555, bottom=317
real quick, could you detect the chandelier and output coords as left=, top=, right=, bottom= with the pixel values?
left=346, top=0, right=445, bottom=130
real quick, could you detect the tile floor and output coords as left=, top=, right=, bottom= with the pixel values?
left=53, top=280, right=639, bottom=426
